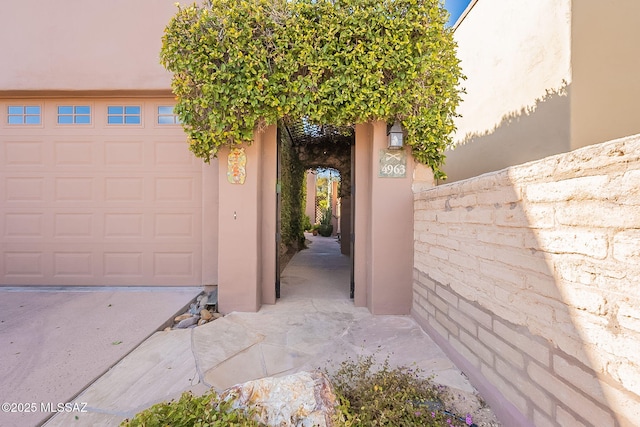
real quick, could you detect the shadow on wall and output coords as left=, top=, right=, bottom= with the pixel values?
left=413, top=135, right=640, bottom=426
left=443, top=83, right=571, bottom=183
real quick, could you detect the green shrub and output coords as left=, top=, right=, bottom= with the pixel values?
left=317, top=207, right=333, bottom=236
left=320, top=207, right=332, bottom=226
left=318, top=224, right=333, bottom=237
left=120, top=391, right=263, bottom=427
left=278, top=123, right=306, bottom=251
left=161, top=0, right=463, bottom=180
left=302, top=214, right=312, bottom=232
left=327, top=355, right=472, bottom=426
left=122, top=356, right=475, bottom=427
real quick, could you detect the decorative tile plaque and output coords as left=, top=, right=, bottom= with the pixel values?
left=378, top=149, right=406, bottom=178
left=227, top=147, right=247, bottom=184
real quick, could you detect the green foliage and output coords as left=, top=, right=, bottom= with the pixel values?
left=120, top=391, right=263, bottom=427
left=320, top=207, right=332, bottom=226
left=316, top=176, right=329, bottom=211
left=121, top=358, right=474, bottom=427
left=327, top=355, right=469, bottom=426
left=161, top=0, right=463, bottom=179
left=317, top=207, right=333, bottom=236
left=302, top=214, right=312, bottom=232
left=318, top=224, right=333, bottom=237
left=279, top=125, right=307, bottom=250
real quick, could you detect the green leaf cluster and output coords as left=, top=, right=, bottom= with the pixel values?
left=120, top=391, right=263, bottom=427
left=161, top=0, right=464, bottom=179
left=327, top=355, right=468, bottom=426
left=279, top=126, right=307, bottom=251
left=121, top=358, right=475, bottom=426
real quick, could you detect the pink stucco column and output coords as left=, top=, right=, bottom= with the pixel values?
left=217, top=126, right=277, bottom=313
left=260, top=126, right=278, bottom=305
left=305, top=171, right=316, bottom=224
left=202, top=161, right=219, bottom=286
left=354, top=121, right=414, bottom=314
left=354, top=123, right=373, bottom=309
left=330, top=180, right=339, bottom=235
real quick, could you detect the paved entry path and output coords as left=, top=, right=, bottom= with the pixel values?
left=279, top=233, right=351, bottom=300
left=44, top=234, right=489, bottom=427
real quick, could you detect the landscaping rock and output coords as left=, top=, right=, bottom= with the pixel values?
left=175, top=316, right=199, bottom=329
left=219, top=371, right=337, bottom=427
left=197, top=296, right=209, bottom=309
left=167, top=292, right=221, bottom=330
left=174, top=313, right=191, bottom=323
left=188, top=303, right=199, bottom=315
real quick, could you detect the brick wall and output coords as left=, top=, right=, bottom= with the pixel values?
left=413, top=134, right=640, bottom=426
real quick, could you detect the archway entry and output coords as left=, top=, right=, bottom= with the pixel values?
left=216, top=121, right=415, bottom=315
left=275, top=120, right=354, bottom=300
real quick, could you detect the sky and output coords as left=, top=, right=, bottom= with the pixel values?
left=443, top=0, right=473, bottom=27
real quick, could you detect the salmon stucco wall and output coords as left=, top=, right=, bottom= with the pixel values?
left=354, top=122, right=414, bottom=314
left=444, top=0, right=572, bottom=183
left=0, top=0, right=178, bottom=92
left=413, top=134, right=640, bottom=426
left=570, top=0, right=640, bottom=151
left=444, top=0, right=640, bottom=184
left=217, top=126, right=277, bottom=313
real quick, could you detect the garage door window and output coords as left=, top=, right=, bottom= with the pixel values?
left=157, top=106, right=181, bottom=125
left=58, top=106, right=91, bottom=124
left=7, top=105, right=41, bottom=125
left=107, top=106, right=141, bottom=125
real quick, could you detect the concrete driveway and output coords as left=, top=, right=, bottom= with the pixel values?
left=0, top=286, right=200, bottom=427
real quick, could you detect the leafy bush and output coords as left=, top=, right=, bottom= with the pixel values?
left=302, top=214, right=312, bottom=232
left=120, top=391, right=263, bottom=427
left=279, top=124, right=307, bottom=250
left=121, top=356, right=476, bottom=427
left=318, top=207, right=333, bottom=236
left=161, top=0, right=463, bottom=179
left=320, top=207, right=332, bottom=226
left=327, top=355, right=474, bottom=426
left=318, top=224, right=333, bottom=237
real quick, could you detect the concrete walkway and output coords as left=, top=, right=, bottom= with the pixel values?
left=0, top=286, right=201, bottom=427
left=43, top=234, right=488, bottom=426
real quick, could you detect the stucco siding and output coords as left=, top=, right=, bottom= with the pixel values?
left=571, top=0, right=640, bottom=150
left=444, top=0, right=572, bottom=182
left=0, top=0, right=177, bottom=91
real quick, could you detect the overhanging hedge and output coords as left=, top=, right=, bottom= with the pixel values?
left=161, top=0, right=463, bottom=179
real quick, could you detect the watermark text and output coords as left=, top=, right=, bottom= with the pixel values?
left=1, top=402, right=88, bottom=413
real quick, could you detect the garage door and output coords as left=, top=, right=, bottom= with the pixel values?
left=0, top=98, right=209, bottom=286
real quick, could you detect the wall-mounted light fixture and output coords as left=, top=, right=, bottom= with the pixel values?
left=387, top=121, right=404, bottom=149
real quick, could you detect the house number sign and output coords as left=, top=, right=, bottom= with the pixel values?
left=378, top=149, right=406, bottom=178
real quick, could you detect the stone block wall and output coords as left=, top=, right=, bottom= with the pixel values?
left=413, top=134, right=640, bottom=426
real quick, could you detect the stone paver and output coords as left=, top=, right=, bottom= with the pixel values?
left=44, top=235, right=487, bottom=426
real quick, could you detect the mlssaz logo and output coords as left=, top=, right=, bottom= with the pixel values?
left=41, top=402, right=88, bottom=413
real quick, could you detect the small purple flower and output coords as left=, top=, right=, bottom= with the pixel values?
left=414, top=411, right=421, bottom=416
left=466, top=413, right=473, bottom=425
left=431, top=411, right=436, bottom=418
left=447, top=418, right=452, bottom=425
